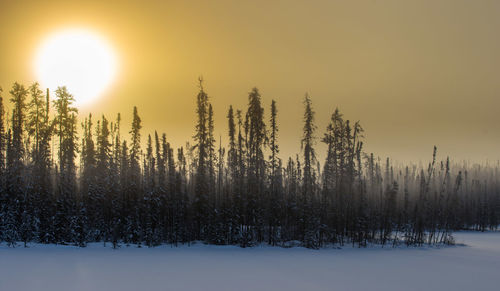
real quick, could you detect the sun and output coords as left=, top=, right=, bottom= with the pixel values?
left=34, top=28, right=118, bottom=107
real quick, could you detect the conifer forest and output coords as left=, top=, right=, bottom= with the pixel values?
left=0, top=81, right=499, bottom=249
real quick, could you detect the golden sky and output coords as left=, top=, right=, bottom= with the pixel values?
left=1, top=0, right=499, bottom=162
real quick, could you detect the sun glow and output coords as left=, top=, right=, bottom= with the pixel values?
left=34, top=29, right=118, bottom=107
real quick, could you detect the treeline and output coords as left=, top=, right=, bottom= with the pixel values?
left=0, top=81, right=499, bottom=248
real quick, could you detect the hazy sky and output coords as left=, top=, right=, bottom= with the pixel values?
left=1, top=0, right=499, bottom=162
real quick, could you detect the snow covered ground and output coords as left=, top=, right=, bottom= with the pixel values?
left=1, top=232, right=499, bottom=291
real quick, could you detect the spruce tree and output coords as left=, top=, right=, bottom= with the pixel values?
left=0, top=87, right=4, bottom=177
left=8, top=83, right=28, bottom=194
left=244, top=87, right=266, bottom=244
left=53, top=86, right=78, bottom=243
left=0, top=88, right=6, bottom=243
left=128, top=106, right=143, bottom=245
left=193, top=78, right=210, bottom=240
left=301, top=94, right=319, bottom=248
left=268, top=99, right=281, bottom=245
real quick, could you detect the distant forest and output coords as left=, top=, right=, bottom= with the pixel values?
left=0, top=80, right=499, bottom=248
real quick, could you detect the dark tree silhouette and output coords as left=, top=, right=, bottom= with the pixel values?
left=0, top=80, right=498, bottom=248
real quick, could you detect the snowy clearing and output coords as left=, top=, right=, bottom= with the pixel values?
left=1, top=232, right=499, bottom=291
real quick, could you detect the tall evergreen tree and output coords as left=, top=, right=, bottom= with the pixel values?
left=8, top=83, right=28, bottom=193
left=193, top=78, right=211, bottom=240
left=53, top=86, right=78, bottom=243
left=127, top=106, right=142, bottom=244
left=97, top=115, right=113, bottom=241
left=244, top=87, right=267, bottom=243
left=129, top=106, right=142, bottom=188
left=26, top=84, right=53, bottom=243
left=0, top=87, right=7, bottom=243
left=268, top=99, right=281, bottom=245
left=0, top=87, right=4, bottom=177
left=301, top=94, right=319, bottom=248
